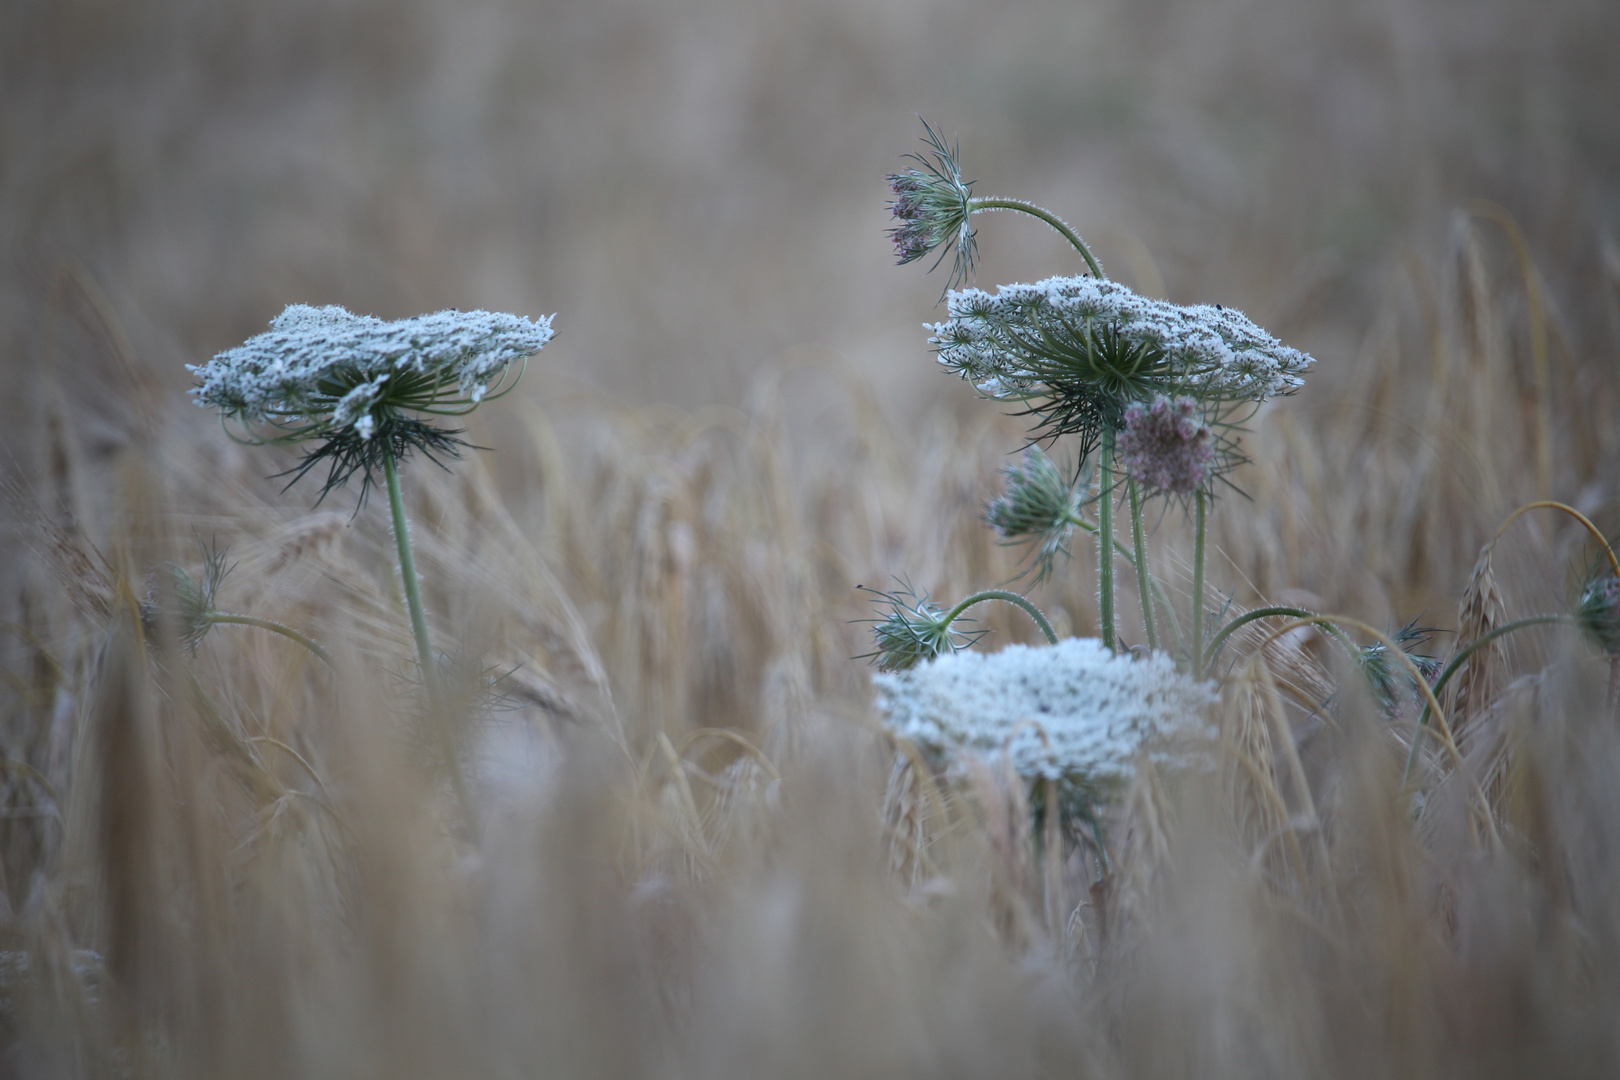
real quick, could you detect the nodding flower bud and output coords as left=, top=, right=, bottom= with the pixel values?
left=984, top=446, right=1088, bottom=582
left=1577, top=573, right=1620, bottom=654
left=1116, top=395, right=1216, bottom=495
left=884, top=120, right=977, bottom=289
left=859, top=582, right=985, bottom=673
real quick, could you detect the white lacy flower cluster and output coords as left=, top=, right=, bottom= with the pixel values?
left=928, top=276, right=1312, bottom=402
left=873, top=638, right=1216, bottom=784
left=190, top=305, right=554, bottom=438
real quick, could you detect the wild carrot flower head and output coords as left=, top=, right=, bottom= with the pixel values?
left=1116, top=395, right=1216, bottom=495
left=930, top=276, right=1312, bottom=451
left=885, top=120, right=977, bottom=290
left=984, top=446, right=1089, bottom=582
left=858, top=581, right=985, bottom=673
left=190, top=304, right=554, bottom=503
left=873, top=638, right=1216, bottom=784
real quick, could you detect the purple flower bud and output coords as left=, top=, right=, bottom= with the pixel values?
left=1116, top=395, right=1216, bottom=495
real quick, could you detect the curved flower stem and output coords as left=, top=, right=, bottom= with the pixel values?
left=942, top=590, right=1059, bottom=646
left=968, top=197, right=1106, bottom=279
left=1201, top=606, right=1359, bottom=680
left=1489, top=500, right=1620, bottom=577
left=1192, top=491, right=1207, bottom=676
left=1128, top=480, right=1159, bottom=651
left=209, top=613, right=333, bottom=667
left=383, top=450, right=476, bottom=836
left=1402, top=614, right=1573, bottom=782
left=1098, top=431, right=1117, bottom=652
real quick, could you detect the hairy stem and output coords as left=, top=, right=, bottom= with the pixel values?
left=969, top=198, right=1106, bottom=279
left=383, top=451, right=475, bottom=836
left=1402, top=614, right=1573, bottom=782
left=1098, top=430, right=1116, bottom=651
left=1128, top=480, right=1158, bottom=651
left=943, top=590, right=1059, bottom=645
left=1192, top=490, right=1206, bottom=676
left=209, top=613, right=333, bottom=667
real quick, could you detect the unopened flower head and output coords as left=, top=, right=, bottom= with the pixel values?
left=1116, top=395, right=1216, bottom=495
left=141, top=538, right=232, bottom=652
left=1358, top=619, right=1443, bottom=717
left=1576, top=572, right=1620, bottom=654
left=984, top=446, right=1089, bottom=582
left=190, top=304, right=554, bottom=502
left=859, top=581, right=984, bottom=673
left=873, top=637, right=1216, bottom=784
left=885, top=120, right=977, bottom=291
left=929, top=276, right=1312, bottom=449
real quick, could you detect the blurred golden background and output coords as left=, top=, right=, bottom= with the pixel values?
left=4, top=1, right=1620, bottom=1074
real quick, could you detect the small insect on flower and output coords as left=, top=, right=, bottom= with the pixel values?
left=873, top=638, right=1216, bottom=786
left=858, top=581, right=986, bottom=673
left=1116, top=395, right=1217, bottom=496
left=885, top=120, right=977, bottom=291
left=189, top=304, right=554, bottom=505
left=984, top=446, right=1090, bottom=582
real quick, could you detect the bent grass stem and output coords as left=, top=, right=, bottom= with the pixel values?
left=1401, top=614, right=1573, bottom=782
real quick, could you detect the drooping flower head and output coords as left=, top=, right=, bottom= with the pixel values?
left=930, top=276, right=1313, bottom=453
left=983, top=446, right=1091, bottom=582
left=874, top=637, right=1216, bottom=786
left=190, top=304, right=554, bottom=503
left=1576, top=571, right=1620, bottom=655
left=885, top=120, right=977, bottom=291
left=858, top=581, right=985, bottom=673
left=1116, top=395, right=1217, bottom=496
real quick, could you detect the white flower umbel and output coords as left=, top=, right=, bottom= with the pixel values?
left=929, top=276, right=1312, bottom=406
left=190, top=304, right=554, bottom=435
left=874, top=638, right=1216, bottom=785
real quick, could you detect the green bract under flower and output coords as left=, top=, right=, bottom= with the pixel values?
left=190, top=304, right=555, bottom=442
left=929, top=277, right=1313, bottom=448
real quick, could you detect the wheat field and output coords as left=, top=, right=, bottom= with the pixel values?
left=4, top=0, right=1620, bottom=1075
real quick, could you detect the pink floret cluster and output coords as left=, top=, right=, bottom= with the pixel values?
left=1116, top=395, right=1215, bottom=494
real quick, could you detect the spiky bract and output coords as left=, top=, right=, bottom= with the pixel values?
left=858, top=582, right=984, bottom=673
left=885, top=120, right=977, bottom=291
left=984, top=447, right=1090, bottom=582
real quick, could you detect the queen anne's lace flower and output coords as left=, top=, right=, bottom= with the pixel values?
left=190, top=304, right=554, bottom=437
left=873, top=638, right=1216, bottom=784
left=929, top=276, right=1312, bottom=407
